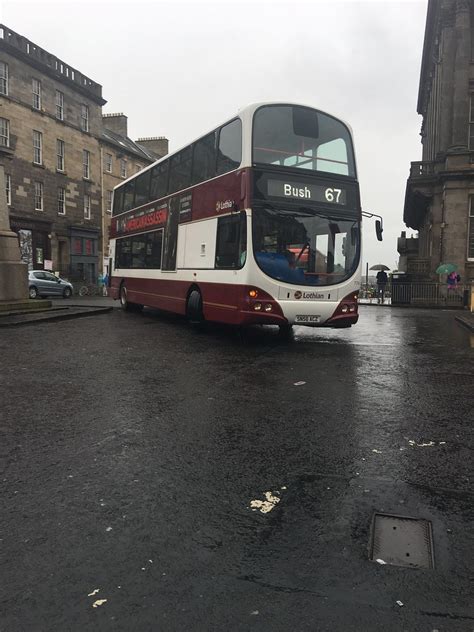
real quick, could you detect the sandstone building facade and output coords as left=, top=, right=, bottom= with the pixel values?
left=399, top=0, right=474, bottom=283
left=0, top=25, right=168, bottom=282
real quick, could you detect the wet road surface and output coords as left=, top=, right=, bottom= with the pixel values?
left=1, top=305, right=473, bottom=631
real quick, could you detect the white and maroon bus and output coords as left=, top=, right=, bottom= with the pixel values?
left=109, top=102, right=364, bottom=329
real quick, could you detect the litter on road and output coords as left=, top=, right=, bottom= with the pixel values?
left=250, top=491, right=281, bottom=514
left=92, top=599, right=107, bottom=608
left=87, top=589, right=100, bottom=597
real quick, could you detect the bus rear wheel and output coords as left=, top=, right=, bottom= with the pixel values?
left=186, top=289, right=204, bottom=325
left=120, top=284, right=142, bottom=312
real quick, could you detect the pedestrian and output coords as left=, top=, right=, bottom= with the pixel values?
left=102, top=271, right=109, bottom=296
left=376, top=269, right=388, bottom=304
left=447, top=271, right=460, bottom=290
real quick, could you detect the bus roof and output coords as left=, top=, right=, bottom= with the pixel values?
left=115, top=102, right=354, bottom=191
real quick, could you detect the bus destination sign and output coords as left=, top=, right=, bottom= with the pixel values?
left=267, top=179, right=347, bottom=206
left=115, top=204, right=168, bottom=236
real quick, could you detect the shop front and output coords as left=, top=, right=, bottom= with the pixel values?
left=69, top=226, right=99, bottom=283
left=10, top=216, right=52, bottom=271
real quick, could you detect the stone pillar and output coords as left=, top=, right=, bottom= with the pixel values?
left=451, top=0, right=470, bottom=148
left=0, top=163, right=28, bottom=301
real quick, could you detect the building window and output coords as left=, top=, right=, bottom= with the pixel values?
left=32, top=78, right=41, bottom=110
left=469, top=196, right=474, bottom=259
left=0, top=117, right=10, bottom=147
left=85, top=239, right=93, bottom=255
left=34, top=181, right=43, bottom=211
left=81, top=104, right=89, bottom=132
left=120, top=159, right=127, bottom=178
left=83, top=149, right=90, bottom=179
left=106, top=190, right=112, bottom=213
left=84, top=194, right=91, bottom=219
left=57, top=187, right=66, bottom=215
left=56, top=90, right=64, bottom=120
left=5, top=173, right=11, bottom=205
left=0, top=62, right=8, bottom=95
left=105, top=153, right=113, bottom=173
left=33, top=130, right=43, bottom=164
left=57, top=139, right=65, bottom=171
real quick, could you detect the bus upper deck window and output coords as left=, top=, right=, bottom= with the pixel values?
left=113, top=186, right=124, bottom=216
left=216, top=119, right=242, bottom=176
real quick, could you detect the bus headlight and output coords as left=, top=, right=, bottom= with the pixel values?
left=341, top=305, right=348, bottom=313
left=254, top=302, right=262, bottom=311
left=264, top=303, right=272, bottom=312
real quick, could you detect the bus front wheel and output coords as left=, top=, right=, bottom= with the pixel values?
left=186, top=289, right=204, bottom=324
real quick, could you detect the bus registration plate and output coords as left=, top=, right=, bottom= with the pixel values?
left=295, top=315, right=320, bottom=323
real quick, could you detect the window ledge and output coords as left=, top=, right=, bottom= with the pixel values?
left=0, top=145, right=14, bottom=157
left=57, top=170, right=67, bottom=176
left=32, top=162, right=45, bottom=169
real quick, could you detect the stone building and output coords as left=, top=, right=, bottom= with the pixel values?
left=399, top=0, right=474, bottom=283
left=0, top=24, right=168, bottom=282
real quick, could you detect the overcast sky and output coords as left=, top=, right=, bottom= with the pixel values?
left=1, top=0, right=428, bottom=272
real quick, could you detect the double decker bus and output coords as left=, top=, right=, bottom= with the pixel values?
left=109, top=102, right=364, bottom=329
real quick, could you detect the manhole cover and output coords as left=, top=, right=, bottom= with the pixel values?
left=369, top=513, right=434, bottom=569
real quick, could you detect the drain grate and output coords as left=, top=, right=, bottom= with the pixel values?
left=369, top=513, right=435, bottom=569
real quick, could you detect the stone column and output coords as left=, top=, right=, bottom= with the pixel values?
left=451, top=0, right=470, bottom=149
left=0, top=163, right=28, bottom=301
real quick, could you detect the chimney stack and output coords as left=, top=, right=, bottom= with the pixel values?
left=136, top=137, right=169, bottom=159
left=102, top=113, right=128, bottom=137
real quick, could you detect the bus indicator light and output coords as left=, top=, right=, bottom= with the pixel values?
left=249, top=289, right=258, bottom=298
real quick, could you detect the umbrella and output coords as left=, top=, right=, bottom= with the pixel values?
left=436, top=263, right=457, bottom=274
left=369, top=264, right=390, bottom=271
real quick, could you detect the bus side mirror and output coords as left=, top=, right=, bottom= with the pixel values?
left=375, top=220, right=383, bottom=242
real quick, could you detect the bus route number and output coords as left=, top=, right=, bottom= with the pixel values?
left=325, top=188, right=342, bottom=203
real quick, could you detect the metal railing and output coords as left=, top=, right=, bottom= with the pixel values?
left=360, top=282, right=470, bottom=308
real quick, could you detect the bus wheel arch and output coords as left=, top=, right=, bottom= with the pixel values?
left=186, top=285, right=204, bottom=324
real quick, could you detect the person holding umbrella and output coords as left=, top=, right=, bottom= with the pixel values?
left=436, top=263, right=460, bottom=292
left=370, top=264, right=390, bottom=304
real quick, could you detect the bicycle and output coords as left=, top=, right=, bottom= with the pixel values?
left=78, top=284, right=102, bottom=297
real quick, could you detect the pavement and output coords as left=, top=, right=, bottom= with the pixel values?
left=0, top=304, right=473, bottom=631
left=455, top=310, right=474, bottom=332
left=0, top=296, right=115, bottom=327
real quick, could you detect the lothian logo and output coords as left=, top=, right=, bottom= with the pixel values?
left=294, top=291, right=302, bottom=299
left=216, top=200, right=234, bottom=212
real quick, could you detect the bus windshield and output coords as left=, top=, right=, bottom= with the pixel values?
left=252, top=206, right=360, bottom=287
left=253, top=105, right=355, bottom=178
